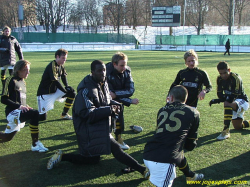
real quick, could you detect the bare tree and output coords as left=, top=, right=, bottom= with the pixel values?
left=68, top=4, right=82, bottom=32
left=0, top=0, right=19, bottom=29
left=103, top=0, right=125, bottom=36
left=235, top=0, right=250, bottom=27
left=81, top=0, right=103, bottom=33
left=185, top=0, right=209, bottom=35
left=23, top=0, right=38, bottom=31
left=210, top=0, right=234, bottom=35
left=36, top=0, right=72, bottom=33
left=125, top=0, right=146, bottom=30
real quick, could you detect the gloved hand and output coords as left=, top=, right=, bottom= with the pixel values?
left=209, top=99, right=221, bottom=106
left=65, top=86, right=75, bottom=93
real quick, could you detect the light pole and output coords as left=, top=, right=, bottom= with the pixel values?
left=18, top=1, right=24, bottom=40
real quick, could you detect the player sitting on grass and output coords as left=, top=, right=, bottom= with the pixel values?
left=0, top=60, right=48, bottom=152
left=209, top=61, right=250, bottom=140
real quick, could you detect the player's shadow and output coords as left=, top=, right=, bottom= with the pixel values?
left=0, top=119, right=7, bottom=123
left=195, top=132, right=220, bottom=147
left=0, top=141, right=148, bottom=187
left=39, top=118, right=72, bottom=124
left=197, top=128, right=250, bottom=148
left=230, top=128, right=250, bottom=136
left=172, top=151, right=250, bottom=187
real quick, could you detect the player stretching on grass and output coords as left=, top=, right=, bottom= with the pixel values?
left=209, top=61, right=250, bottom=140
left=143, top=85, right=204, bottom=186
left=37, top=49, right=75, bottom=121
left=0, top=60, right=48, bottom=152
left=47, top=60, right=150, bottom=179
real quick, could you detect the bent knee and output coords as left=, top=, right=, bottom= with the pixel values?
left=39, top=113, right=47, bottom=121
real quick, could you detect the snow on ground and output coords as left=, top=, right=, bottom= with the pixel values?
left=17, top=25, right=250, bottom=52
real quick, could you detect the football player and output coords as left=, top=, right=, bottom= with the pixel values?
left=169, top=49, right=212, bottom=108
left=0, top=60, right=48, bottom=152
left=37, top=48, right=75, bottom=121
left=209, top=61, right=249, bottom=140
left=106, top=52, right=142, bottom=150
left=143, top=85, right=204, bottom=186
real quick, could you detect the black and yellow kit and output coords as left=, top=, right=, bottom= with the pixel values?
left=37, top=60, right=68, bottom=96
left=1, top=75, right=26, bottom=116
left=217, top=72, right=248, bottom=103
left=143, top=101, right=200, bottom=167
left=170, top=67, right=212, bottom=107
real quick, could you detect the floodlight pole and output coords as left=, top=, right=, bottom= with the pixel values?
left=182, top=0, right=186, bottom=50
left=18, top=0, right=24, bottom=41
left=232, top=0, right=235, bottom=48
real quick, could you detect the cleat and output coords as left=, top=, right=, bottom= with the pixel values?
left=143, top=168, right=150, bottom=179
left=217, top=129, right=230, bottom=140
left=186, top=173, right=204, bottom=182
left=47, top=149, right=63, bottom=170
left=118, top=142, right=130, bottom=150
left=130, top=125, right=143, bottom=133
left=117, top=135, right=130, bottom=150
left=31, top=141, right=49, bottom=152
left=61, top=113, right=72, bottom=120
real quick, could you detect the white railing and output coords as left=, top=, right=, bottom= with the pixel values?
left=21, top=43, right=250, bottom=53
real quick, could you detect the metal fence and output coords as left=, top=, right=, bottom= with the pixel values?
left=20, top=43, right=250, bottom=52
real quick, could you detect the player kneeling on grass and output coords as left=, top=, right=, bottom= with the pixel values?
left=209, top=61, right=249, bottom=140
left=47, top=60, right=149, bottom=179
left=0, top=60, right=48, bottom=152
left=143, top=85, right=204, bottom=187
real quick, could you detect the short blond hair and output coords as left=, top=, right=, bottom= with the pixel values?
left=184, top=49, right=198, bottom=66
left=2, top=26, right=11, bottom=33
left=112, top=52, right=128, bottom=65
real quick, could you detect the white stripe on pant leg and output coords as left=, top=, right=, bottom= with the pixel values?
left=143, top=159, right=176, bottom=187
left=163, top=164, right=175, bottom=187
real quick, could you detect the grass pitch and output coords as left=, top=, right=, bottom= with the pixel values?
left=0, top=50, right=249, bottom=187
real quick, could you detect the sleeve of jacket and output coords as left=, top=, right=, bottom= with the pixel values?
left=114, top=69, right=135, bottom=99
left=74, top=88, right=112, bottom=124
left=184, top=109, right=200, bottom=151
left=203, top=70, right=212, bottom=93
left=216, top=76, right=227, bottom=102
left=61, top=66, right=69, bottom=87
left=14, top=39, right=23, bottom=60
left=48, top=62, right=67, bottom=93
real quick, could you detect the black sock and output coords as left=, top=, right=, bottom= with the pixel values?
left=223, top=107, right=233, bottom=131
left=179, top=157, right=195, bottom=177
left=242, top=120, right=250, bottom=129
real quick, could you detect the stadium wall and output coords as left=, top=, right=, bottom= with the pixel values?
left=11, top=32, right=138, bottom=44
left=156, top=35, right=250, bottom=46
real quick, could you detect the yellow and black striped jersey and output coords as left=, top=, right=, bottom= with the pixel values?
left=37, top=60, right=67, bottom=96
left=1, top=75, right=26, bottom=116
left=170, top=67, right=212, bottom=107
left=217, top=72, right=248, bottom=102
left=143, top=101, right=200, bottom=167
